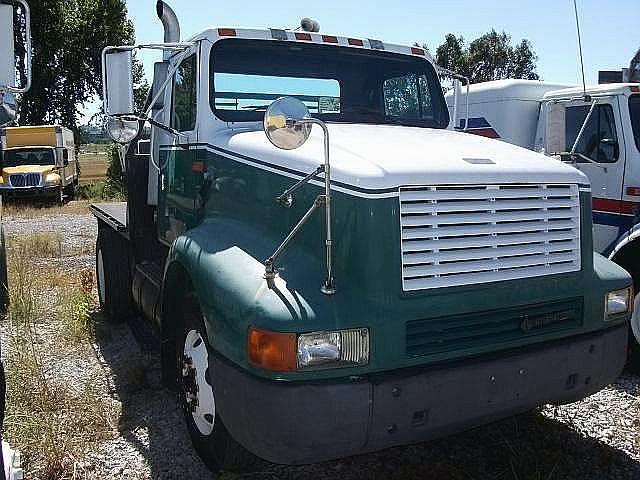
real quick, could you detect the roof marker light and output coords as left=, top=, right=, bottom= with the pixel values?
left=295, top=32, right=312, bottom=41
left=631, top=86, right=640, bottom=93
left=218, top=28, right=236, bottom=37
left=411, top=47, right=425, bottom=56
left=270, top=29, right=288, bottom=41
left=322, top=35, right=338, bottom=43
left=348, top=38, right=363, bottom=46
left=368, top=39, right=384, bottom=50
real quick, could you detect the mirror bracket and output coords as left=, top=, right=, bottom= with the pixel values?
left=264, top=195, right=325, bottom=280
left=275, top=164, right=324, bottom=208
left=262, top=97, right=336, bottom=295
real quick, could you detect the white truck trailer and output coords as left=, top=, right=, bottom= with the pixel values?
left=446, top=79, right=640, bottom=360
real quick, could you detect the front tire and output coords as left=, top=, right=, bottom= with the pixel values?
left=95, top=226, right=133, bottom=323
left=177, top=301, right=259, bottom=473
left=628, top=293, right=640, bottom=370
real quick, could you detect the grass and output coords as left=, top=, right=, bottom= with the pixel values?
left=77, top=179, right=125, bottom=202
left=2, top=232, right=117, bottom=479
left=78, top=144, right=109, bottom=185
left=10, top=232, right=63, bottom=258
left=57, top=271, right=94, bottom=343
left=2, top=200, right=92, bottom=219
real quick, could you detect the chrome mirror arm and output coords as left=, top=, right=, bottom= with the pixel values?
left=264, top=195, right=325, bottom=279
left=299, top=118, right=335, bottom=295
left=275, top=164, right=324, bottom=207
left=261, top=97, right=336, bottom=295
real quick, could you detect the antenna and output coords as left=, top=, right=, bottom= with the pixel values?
left=573, top=0, right=587, bottom=99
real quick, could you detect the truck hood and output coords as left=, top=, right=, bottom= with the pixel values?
left=216, top=124, right=588, bottom=194
left=2, top=165, right=55, bottom=175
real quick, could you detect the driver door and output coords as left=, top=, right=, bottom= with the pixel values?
left=564, top=99, right=626, bottom=253
left=158, top=50, right=201, bottom=245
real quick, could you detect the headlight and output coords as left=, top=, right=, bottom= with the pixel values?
left=605, top=287, right=633, bottom=320
left=44, top=174, right=60, bottom=186
left=297, top=328, right=369, bottom=369
left=248, top=326, right=370, bottom=372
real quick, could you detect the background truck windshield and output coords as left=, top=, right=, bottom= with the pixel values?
left=3, top=148, right=55, bottom=168
left=630, top=95, right=640, bottom=152
left=210, top=39, right=449, bottom=128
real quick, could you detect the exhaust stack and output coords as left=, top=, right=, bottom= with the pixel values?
left=156, top=1, right=180, bottom=59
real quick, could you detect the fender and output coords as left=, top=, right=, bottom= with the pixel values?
left=163, top=217, right=332, bottom=372
left=608, top=222, right=640, bottom=262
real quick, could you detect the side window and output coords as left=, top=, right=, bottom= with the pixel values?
left=171, top=54, right=197, bottom=131
left=383, top=73, right=433, bottom=120
left=565, top=104, right=619, bottom=163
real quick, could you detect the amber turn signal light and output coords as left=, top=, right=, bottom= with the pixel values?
left=248, top=327, right=297, bottom=372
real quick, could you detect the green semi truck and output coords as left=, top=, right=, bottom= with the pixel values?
left=93, top=1, right=633, bottom=472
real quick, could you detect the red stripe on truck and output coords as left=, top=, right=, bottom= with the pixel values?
left=466, top=128, right=500, bottom=139
left=592, top=197, right=640, bottom=215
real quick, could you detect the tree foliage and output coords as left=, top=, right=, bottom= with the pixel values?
left=16, top=0, right=138, bottom=129
left=434, top=30, right=539, bottom=83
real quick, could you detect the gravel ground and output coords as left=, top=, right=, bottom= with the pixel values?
left=4, top=203, right=640, bottom=480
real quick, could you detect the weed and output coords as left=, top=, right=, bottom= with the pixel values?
left=77, top=180, right=125, bottom=201
left=57, top=271, right=95, bottom=343
left=9, top=232, right=63, bottom=258
left=3, top=237, right=116, bottom=478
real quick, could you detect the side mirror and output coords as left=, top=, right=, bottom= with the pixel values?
left=0, top=0, right=31, bottom=93
left=102, top=48, right=139, bottom=144
left=1, top=0, right=32, bottom=126
left=263, top=97, right=312, bottom=150
left=103, top=49, right=134, bottom=116
left=545, top=102, right=566, bottom=155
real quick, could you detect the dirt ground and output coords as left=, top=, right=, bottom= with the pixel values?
left=2, top=202, right=640, bottom=480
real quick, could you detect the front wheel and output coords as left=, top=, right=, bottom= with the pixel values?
left=177, top=308, right=259, bottom=473
left=627, top=293, right=640, bottom=371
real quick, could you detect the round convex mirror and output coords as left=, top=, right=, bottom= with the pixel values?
left=107, top=116, right=140, bottom=144
left=263, top=97, right=312, bottom=150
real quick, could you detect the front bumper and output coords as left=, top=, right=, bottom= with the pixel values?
left=0, top=186, right=58, bottom=199
left=212, top=325, right=627, bottom=465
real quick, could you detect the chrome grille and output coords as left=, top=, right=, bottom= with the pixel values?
left=399, top=184, right=581, bottom=291
left=9, top=173, right=41, bottom=187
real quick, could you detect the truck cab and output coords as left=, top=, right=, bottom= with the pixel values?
left=0, top=125, right=79, bottom=202
left=447, top=80, right=640, bottom=356
left=93, top=2, right=632, bottom=472
left=537, top=84, right=640, bottom=256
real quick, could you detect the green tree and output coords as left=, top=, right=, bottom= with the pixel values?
left=16, top=0, right=136, bottom=129
left=434, top=30, right=539, bottom=83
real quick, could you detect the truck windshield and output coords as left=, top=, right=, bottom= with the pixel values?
left=630, top=95, right=640, bottom=152
left=3, top=148, right=55, bottom=168
left=210, top=39, right=449, bottom=128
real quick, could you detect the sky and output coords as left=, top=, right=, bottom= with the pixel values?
left=84, top=0, right=639, bottom=121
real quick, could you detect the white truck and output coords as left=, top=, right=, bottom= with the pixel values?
left=0, top=1, right=30, bottom=478
left=446, top=77, right=640, bottom=361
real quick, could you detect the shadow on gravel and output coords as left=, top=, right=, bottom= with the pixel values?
left=613, top=371, right=640, bottom=396
left=92, top=311, right=640, bottom=480
left=92, top=311, right=214, bottom=479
